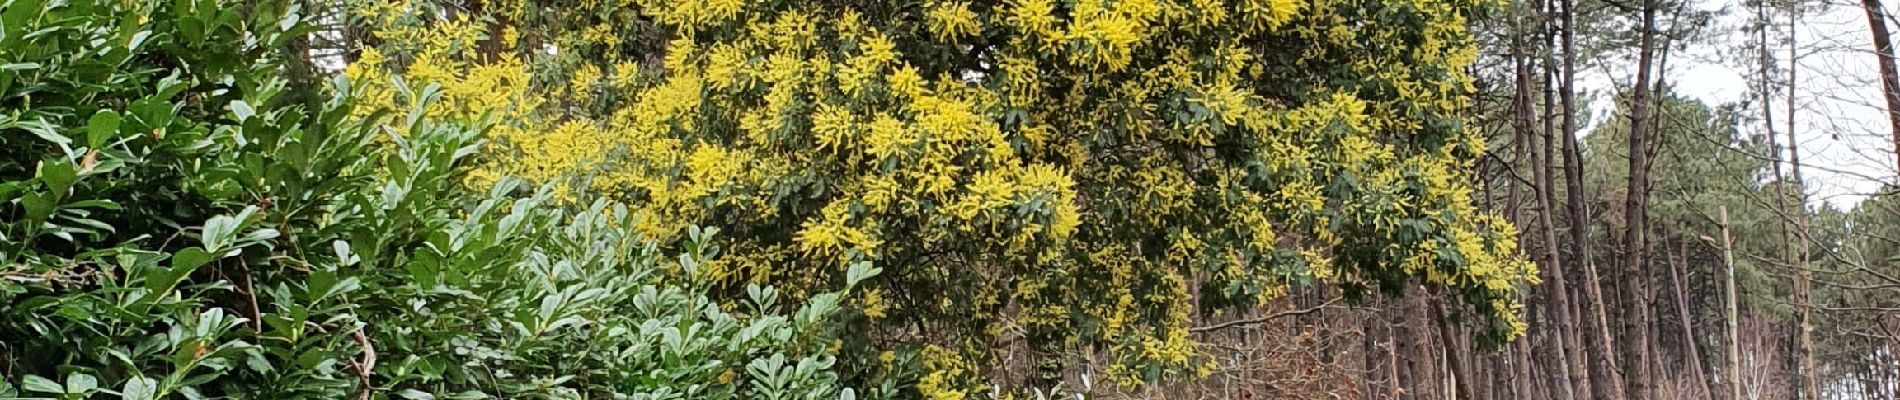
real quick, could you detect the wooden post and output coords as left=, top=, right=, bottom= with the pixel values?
left=1722, top=205, right=1743, bottom=400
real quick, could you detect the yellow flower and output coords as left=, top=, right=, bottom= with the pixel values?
left=865, top=114, right=910, bottom=160
left=861, top=288, right=889, bottom=320
left=1008, top=0, right=1062, bottom=39
left=888, top=65, right=928, bottom=98
left=704, top=43, right=750, bottom=90
left=862, top=34, right=898, bottom=66
left=569, top=63, right=602, bottom=106
left=812, top=105, right=857, bottom=152
left=926, top=1, right=982, bottom=40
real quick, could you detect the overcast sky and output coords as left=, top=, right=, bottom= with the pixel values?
left=1574, top=0, right=1900, bottom=210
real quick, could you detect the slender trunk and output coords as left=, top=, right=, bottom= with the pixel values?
left=1758, top=0, right=1795, bottom=264
left=1623, top=0, right=1661, bottom=395
left=1755, top=4, right=1803, bottom=397
left=1434, top=294, right=1475, bottom=399
left=1540, top=3, right=1596, bottom=397
left=1722, top=206, right=1743, bottom=400
left=1407, top=291, right=1442, bottom=399
left=1389, top=312, right=1405, bottom=400
left=1561, top=0, right=1625, bottom=395
left=1506, top=34, right=1536, bottom=400
left=1786, top=3, right=1820, bottom=397
left=1890, top=321, right=1900, bottom=400
left=1359, top=310, right=1376, bottom=396
left=1516, top=338, right=1536, bottom=399
left=1756, top=0, right=1800, bottom=394
left=1890, top=324, right=1900, bottom=400
left=1516, top=23, right=1583, bottom=399
left=1671, top=240, right=1714, bottom=399
left=1538, top=24, right=1570, bottom=397
left=1640, top=7, right=1686, bottom=393
left=1482, top=338, right=1496, bottom=397
left=1860, top=0, right=1900, bottom=174
left=1790, top=66, right=1821, bottom=400
left=1510, top=90, right=1526, bottom=228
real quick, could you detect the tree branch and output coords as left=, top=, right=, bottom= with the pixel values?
left=351, top=328, right=377, bottom=400
left=1190, top=298, right=1342, bottom=333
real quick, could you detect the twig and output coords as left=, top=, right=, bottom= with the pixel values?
left=351, top=328, right=377, bottom=400
left=1191, top=298, right=1342, bottom=333
left=238, top=258, right=263, bottom=332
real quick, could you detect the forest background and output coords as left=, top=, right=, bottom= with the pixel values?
left=4, top=0, right=1900, bottom=398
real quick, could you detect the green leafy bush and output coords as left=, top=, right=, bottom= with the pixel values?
left=1, top=0, right=871, bottom=398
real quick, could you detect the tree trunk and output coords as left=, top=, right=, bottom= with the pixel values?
left=275, top=0, right=320, bottom=108
left=1406, top=290, right=1442, bottom=399
left=469, top=0, right=513, bottom=63
left=1434, top=294, right=1476, bottom=399
left=1671, top=240, right=1714, bottom=399
left=1635, top=3, right=1690, bottom=392
left=1541, top=2, right=1598, bottom=397
left=1516, top=22, right=1584, bottom=399
left=1516, top=338, right=1537, bottom=399
left=1721, top=206, right=1743, bottom=400
left=1623, top=0, right=1661, bottom=394
left=1390, top=314, right=1405, bottom=400
left=1860, top=0, right=1900, bottom=175
left=1786, top=4, right=1820, bottom=397
left=1753, top=2, right=1803, bottom=397
left=1561, top=0, right=1626, bottom=395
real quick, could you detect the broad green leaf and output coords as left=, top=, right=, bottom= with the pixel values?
left=155, top=72, right=188, bottom=100
left=170, top=247, right=217, bottom=271
left=21, top=191, right=55, bottom=220
left=845, top=261, right=881, bottom=287
left=277, top=5, right=301, bottom=32
left=23, top=118, right=71, bottom=148
left=201, top=208, right=254, bottom=251
left=121, top=376, right=156, bottom=400
left=333, top=240, right=357, bottom=266
left=154, top=248, right=217, bottom=293
left=230, top=100, right=255, bottom=121
left=127, top=31, right=152, bottom=52
left=87, top=110, right=122, bottom=149
left=243, top=228, right=280, bottom=243
left=39, top=159, right=76, bottom=193
left=65, top=199, right=121, bottom=210
left=20, top=375, right=60, bottom=393
left=65, top=373, right=97, bottom=394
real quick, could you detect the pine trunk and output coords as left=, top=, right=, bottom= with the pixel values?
left=1514, top=26, right=1584, bottom=399
left=1786, top=5, right=1820, bottom=397
left=1670, top=241, right=1714, bottom=399
left=1434, top=294, right=1476, bottom=399
left=1623, top=0, right=1661, bottom=395
left=1860, top=0, right=1900, bottom=173
left=1561, top=0, right=1626, bottom=395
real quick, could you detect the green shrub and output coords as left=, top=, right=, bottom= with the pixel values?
left=1, top=0, right=872, bottom=398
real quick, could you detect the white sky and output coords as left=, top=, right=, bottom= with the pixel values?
left=1575, top=0, right=1900, bottom=210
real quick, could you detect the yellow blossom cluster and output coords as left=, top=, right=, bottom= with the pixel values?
left=353, top=0, right=1535, bottom=393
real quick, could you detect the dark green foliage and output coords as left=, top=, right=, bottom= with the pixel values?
left=1, top=0, right=867, bottom=398
left=1581, top=94, right=1791, bottom=310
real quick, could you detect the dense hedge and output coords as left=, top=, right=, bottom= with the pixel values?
left=0, top=0, right=868, bottom=398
